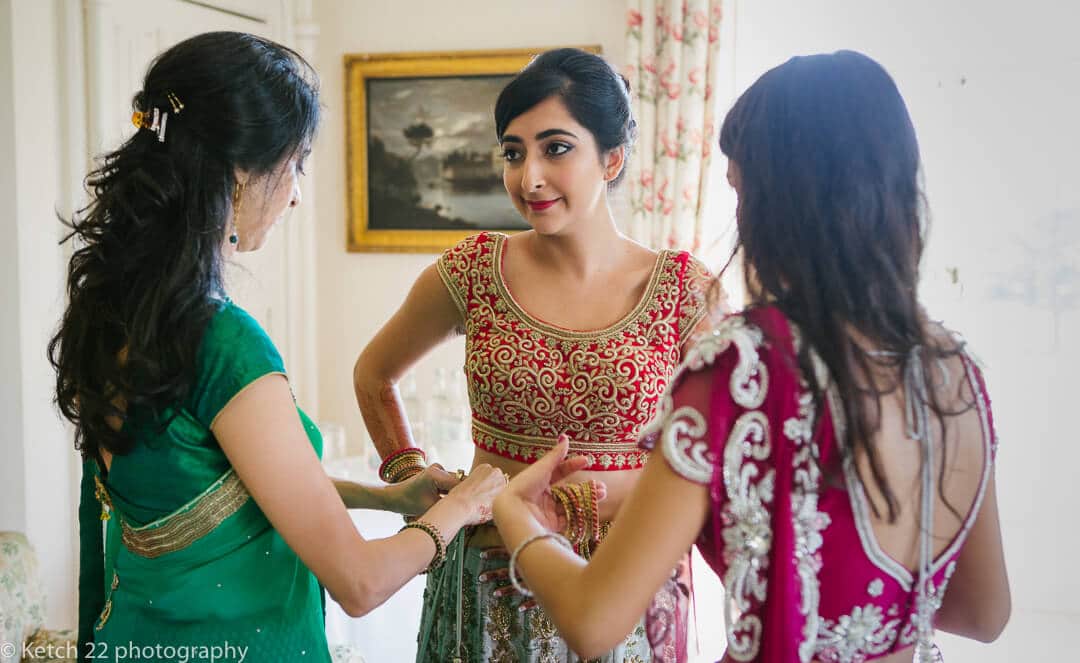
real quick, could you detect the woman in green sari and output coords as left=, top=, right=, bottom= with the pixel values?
left=48, top=32, right=508, bottom=663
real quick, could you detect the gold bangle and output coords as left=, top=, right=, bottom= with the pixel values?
left=400, top=520, right=447, bottom=573
left=550, top=486, right=577, bottom=543
left=379, top=448, right=427, bottom=483
left=388, top=463, right=424, bottom=483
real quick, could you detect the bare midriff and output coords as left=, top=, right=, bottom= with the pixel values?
left=469, top=446, right=645, bottom=549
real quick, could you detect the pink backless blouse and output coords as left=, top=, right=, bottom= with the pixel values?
left=640, top=306, right=998, bottom=662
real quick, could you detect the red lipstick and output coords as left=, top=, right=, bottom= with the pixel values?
left=526, top=198, right=559, bottom=211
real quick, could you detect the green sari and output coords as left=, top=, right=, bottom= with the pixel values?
left=77, top=302, right=330, bottom=663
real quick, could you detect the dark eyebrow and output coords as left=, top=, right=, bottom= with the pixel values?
left=536, top=128, right=578, bottom=140
left=500, top=129, right=579, bottom=144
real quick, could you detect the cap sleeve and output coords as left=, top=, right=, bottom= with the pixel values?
left=435, top=232, right=489, bottom=321
left=676, top=253, right=719, bottom=343
left=189, top=303, right=286, bottom=429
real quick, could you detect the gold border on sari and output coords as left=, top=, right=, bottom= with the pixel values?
left=99, top=470, right=251, bottom=559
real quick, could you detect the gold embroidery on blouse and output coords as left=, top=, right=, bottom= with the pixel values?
left=461, top=235, right=692, bottom=464
left=472, top=419, right=649, bottom=469
left=438, top=234, right=713, bottom=470
left=490, top=235, right=672, bottom=341
left=678, top=253, right=713, bottom=337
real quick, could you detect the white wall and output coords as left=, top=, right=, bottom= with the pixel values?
left=0, top=0, right=78, bottom=629
left=0, top=0, right=26, bottom=537
left=310, top=0, right=628, bottom=456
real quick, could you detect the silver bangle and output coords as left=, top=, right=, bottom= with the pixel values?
left=508, top=531, right=573, bottom=598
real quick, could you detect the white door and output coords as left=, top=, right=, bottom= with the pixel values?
left=84, top=0, right=291, bottom=349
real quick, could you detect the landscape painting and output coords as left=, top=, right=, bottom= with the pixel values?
left=366, top=75, right=523, bottom=233
left=345, top=47, right=600, bottom=252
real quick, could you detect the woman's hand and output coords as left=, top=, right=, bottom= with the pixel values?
left=388, top=463, right=460, bottom=516
left=480, top=438, right=605, bottom=609
left=444, top=463, right=509, bottom=526
left=493, top=435, right=599, bottom=531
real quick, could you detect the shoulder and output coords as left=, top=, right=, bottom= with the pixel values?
left=190, top=301, right=286, bottom=427
left=681, top=310, right=766, bottom=374
left=663, top=250, right=713, bottom=285
left=667, top=252, right=720, bottom=335
left=644, top=308, right=790, bottom=483
left=436, top=233, right=505, bottom=314
left=201, top=301, right=275, bottom=351
left=437, top=232, right=501, bottom=280
left=441, top=231, right=502, bottom=260
left=679, top=306, right=799, bottom=408
left=197, top=301, right=283, bottom=377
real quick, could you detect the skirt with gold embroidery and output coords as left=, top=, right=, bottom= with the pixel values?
left=416, top=530, right=658, bottom=663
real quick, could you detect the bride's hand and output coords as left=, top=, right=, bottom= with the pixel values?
left=391, top=463, right=459, bottom=516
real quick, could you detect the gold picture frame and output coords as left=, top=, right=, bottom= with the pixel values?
left=345, top=46, right=601, bottom=253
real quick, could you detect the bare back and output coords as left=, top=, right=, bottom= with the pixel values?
left=854, top=337, right=992, bottom=571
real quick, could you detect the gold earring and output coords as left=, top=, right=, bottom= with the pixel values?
left=229, top=181, right=244, bottom=245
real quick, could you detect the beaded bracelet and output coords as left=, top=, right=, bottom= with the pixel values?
left=508, top=531, right=573, bottom=598
left=400, top=519, right=447, bottom=573
left=379, top=447, right=427, bottom=483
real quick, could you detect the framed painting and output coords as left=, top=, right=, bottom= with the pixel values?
left=345, top=46, right=601, bottom=253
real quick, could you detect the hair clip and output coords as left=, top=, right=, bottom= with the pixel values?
left=166, top=92, right=184, bottom=114
left=132, top=108, right=169, bottom=142
left=131, top=92, right=181, bottom=142
left=157, top=112, right=168, bottom=142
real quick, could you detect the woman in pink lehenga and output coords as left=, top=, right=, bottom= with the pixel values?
left=492, top=50, right=1010, bottom=663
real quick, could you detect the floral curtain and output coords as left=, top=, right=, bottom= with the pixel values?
left=624, top=0, right=724, bottom=252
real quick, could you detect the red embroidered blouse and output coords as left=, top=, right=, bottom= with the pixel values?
left=437, top=232, right=713, bottom=471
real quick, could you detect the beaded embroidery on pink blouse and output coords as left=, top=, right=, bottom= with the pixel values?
left=437, top=232, right=711, bottom=471
left=639, top=307, right=998, bottom=662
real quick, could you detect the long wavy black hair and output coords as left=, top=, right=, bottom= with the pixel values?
left=719, top=50, right=966, bottom=522
left=48, top=32, right=320, bottom=461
